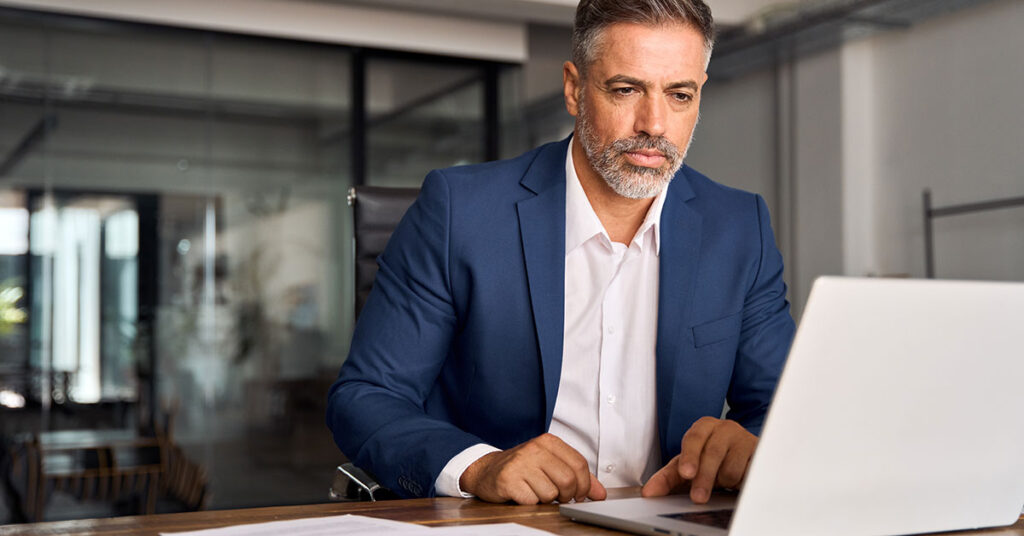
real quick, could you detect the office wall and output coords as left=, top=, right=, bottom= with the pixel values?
left=686, top=68, right=778, bottom=214
left=864, top=0, right=1024, bottom=281
left=792, top=49, right=846, bottom=317
left=833, top=0, right=1024, bottom=284
left=685, top=0, right=1024, bottom=316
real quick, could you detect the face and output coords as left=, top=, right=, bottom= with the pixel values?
left=564, top=22, right=709, bottom=199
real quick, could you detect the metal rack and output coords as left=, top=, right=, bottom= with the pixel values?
left=922, top=189, right=1024, bottom=278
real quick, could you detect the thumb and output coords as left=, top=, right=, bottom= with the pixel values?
left=641, top=455, right=684, bottom=497
left=587, top=472, right=607, bottom=501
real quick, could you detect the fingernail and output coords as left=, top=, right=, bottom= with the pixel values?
left=681, top=463, right=697, bottom=478
left=692, top=488, right=708, bottom=503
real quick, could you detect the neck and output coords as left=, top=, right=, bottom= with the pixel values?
left=571, top=136, right=656, bottom=244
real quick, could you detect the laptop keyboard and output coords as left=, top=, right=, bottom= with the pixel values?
left=659, top=508, right=735, bottom=529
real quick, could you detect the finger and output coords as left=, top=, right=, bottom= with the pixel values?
left=691, top=427, right=731, bottom=504
left=679, top=417, right=716, bottom=482
left=587, top=472, right=607, bottom=501
left=522, top=465, right=561, bottom=504
left=641, top=456, right=683, bottom=497
left=542, top=435, right=592, bottom=501
left=538, top=458, right=579, bottom=503
left=716, top=441, right=754, bottom=489
left=507, top=479, right=541, bottom=505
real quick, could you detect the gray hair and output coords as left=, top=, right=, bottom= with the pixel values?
left=571, top=0, right=715, bottom=73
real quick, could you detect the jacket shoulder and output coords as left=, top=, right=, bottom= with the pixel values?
left=680, top=165, right=763, bottom=213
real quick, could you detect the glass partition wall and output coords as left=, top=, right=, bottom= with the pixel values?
left=366, top=58, right=487, bottom=187
left=0, top=8, right=516, bottom=520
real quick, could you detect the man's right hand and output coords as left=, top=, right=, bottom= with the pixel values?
left=459, top=433, right=607, bottom=504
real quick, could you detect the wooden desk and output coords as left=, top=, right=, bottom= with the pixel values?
left=2, top=490, right=1022, bottom=536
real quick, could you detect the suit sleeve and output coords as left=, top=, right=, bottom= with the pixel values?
left=725, top=194, right=796, bottom=435
left=325, top=170, right=483, bottom=498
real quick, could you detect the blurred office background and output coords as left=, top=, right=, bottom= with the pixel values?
left=0, top=0, right=1020, bottom=523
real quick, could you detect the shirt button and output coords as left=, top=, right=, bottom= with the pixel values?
left=607, top=326, right=615, bottom=335
left=604, top=464, right=615, bottom=473
left=607, top=395, right=616, bottom=405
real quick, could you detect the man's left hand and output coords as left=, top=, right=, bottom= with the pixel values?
left=640, top=417, right=757, bottom=504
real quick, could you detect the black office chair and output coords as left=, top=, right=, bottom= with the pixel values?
left=330, top=185, right=418, bottom=502
left=350, top=186, right=420, bottom=318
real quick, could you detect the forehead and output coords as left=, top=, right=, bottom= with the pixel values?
left=590, top=22, right=707, bottom=81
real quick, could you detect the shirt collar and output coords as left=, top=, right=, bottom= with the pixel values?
left=564, top=142, right=667, bottom=256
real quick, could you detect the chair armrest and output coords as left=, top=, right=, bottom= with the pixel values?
left=330, top=463, right=384, bottom=502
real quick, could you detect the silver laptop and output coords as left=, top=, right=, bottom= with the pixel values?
left=561, top=277, right=1024, bottom=536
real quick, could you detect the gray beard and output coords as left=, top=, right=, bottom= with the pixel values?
left=576, top=99, right=693, bottom=199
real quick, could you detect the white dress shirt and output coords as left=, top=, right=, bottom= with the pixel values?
left=434, top=144, right=666, bottom=496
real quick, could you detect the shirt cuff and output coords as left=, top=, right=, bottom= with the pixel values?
left=434, top=443, right=501, bottom=498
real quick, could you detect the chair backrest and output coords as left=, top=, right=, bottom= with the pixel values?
left=349, top=186, right=419, bottom=318
left=336, top=186, right=419, bottom=502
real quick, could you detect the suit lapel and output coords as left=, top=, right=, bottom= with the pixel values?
left=516, top=140, right=568, bottom=429
left=656, top=168, right=702, bottom=459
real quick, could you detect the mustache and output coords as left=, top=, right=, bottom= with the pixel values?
left=608, top=134, right=681, bottom=163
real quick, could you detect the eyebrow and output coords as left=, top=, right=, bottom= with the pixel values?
left=604, top=75, right=698, bottom=92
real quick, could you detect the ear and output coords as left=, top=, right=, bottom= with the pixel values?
left=563, top=61, right=583, bottom=117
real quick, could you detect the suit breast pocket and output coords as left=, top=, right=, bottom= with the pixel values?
left=691, top=311, right=742, bottom=348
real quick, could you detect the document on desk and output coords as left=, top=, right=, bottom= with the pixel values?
left=162, top=514, right=428, bottom=535
left=162, top=515, right=555, bottom=536
left=429, top=523, right=554, bottom=535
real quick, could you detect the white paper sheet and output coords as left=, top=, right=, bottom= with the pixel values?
left=427, top=523, right=555, bottom=535
left=161, top=515, right=557, bottom=536
left=161, top=514, right=429, bottom=536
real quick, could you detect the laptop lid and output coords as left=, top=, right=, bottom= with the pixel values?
left=562, top=277, right=1024, bottom=536
left=730, top=277, right=1024, bottom=535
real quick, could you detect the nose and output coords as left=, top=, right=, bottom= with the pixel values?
left=634, top=94, right=667, bottom=137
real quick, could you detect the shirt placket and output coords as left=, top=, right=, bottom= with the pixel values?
left=596, top=243, right=636, bottom=481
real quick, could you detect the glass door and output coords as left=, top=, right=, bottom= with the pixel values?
left=28, top=192, right=144, bottom=408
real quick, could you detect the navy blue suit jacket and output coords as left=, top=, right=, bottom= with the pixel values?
left=327, top=138, right=795, bottom=498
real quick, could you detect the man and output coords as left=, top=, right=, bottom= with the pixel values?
left=327, top=0, right=794, bottom=505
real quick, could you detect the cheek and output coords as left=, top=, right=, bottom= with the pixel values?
left=593, top=106, right=637, bottom=140
left=671, top=112, right=700, bottom=144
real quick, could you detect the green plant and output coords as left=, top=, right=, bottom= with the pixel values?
left=0, top=277, right=26, bottom=336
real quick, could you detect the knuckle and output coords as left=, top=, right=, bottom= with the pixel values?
left=518, top=443, right=540, bottom=457
left=723, top=421, right=745, bottom=436
left=552, top=468, right=575, bottom=489
left=704, top=442, right=728, bottom=459
left=494, top=472, right=516, bottom=490
left=499, top=456, right=519, bottom=473
left=719, top=466, right=743, bottom=486
left=495, top=480, right=515, bottom=498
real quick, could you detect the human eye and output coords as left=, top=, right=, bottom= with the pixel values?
left=670, top=92, right=694, bottom=103
left=611, top=86, right=638, bottom=97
